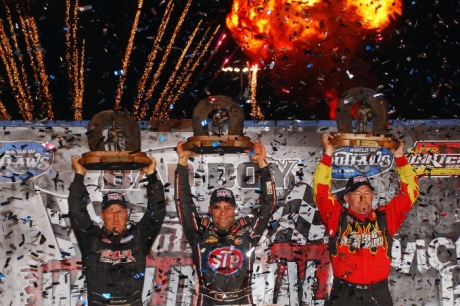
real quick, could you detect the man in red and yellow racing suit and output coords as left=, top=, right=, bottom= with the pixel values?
left=313, top=134, right=419, bottom=305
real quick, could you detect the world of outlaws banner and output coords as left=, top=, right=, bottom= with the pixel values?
left=0, top=121, right=459, bottom=306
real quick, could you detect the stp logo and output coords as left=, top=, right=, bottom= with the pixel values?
left=208, top=247, right=244, bottom=275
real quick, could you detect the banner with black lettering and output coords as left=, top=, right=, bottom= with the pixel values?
left=0, top=122, right=458, bottom=306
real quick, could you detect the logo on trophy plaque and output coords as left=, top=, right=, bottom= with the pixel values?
left=183, top=95, right=253, bottom=154
left=78, top=110, right=151, bottom=170
left=329, top=87, right=399, bottom=149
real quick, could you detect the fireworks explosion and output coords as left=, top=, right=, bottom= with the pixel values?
left=0, top=0, right=228, bottom=121
left=0, top=0, right=459, bottom=120
left=226, top=0, right=402, bottom=119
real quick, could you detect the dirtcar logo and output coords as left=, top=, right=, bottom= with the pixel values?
left=208, top=247, right=244, bottom=275
left=408, top=141, right=460, bottom=176
left=100, top=249, right=136, bottom=264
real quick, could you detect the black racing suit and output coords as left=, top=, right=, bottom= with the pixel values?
left=175, top=163, right=277, bottom=306
left=69, top=172, right=166, bottom=306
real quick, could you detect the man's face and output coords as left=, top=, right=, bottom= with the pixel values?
left=344, top=185, right=374, bottom=215
left=100, top=204, right=128, bottom=233
left=209, top=201, right=236, bottom=230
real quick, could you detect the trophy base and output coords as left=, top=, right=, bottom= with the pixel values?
left=78, top=151, right=151, bottom=170
left=329, top=132, right=399, bottom=149
left=183, top=135, right=253, bottom=154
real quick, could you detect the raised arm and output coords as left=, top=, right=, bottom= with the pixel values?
left=383, top=141, right=420, bottom=236
left=174, top=141, right=200, bottom=244
left=313, top=134, right=342, bottom=237
left=137, top=157, right=166, bottom=251
left=247, top=142, right=277, bottom=240
left=68, top=157, right=93, bottom=250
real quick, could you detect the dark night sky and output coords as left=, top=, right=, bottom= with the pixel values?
left=0, top=0, right=459, bottom=121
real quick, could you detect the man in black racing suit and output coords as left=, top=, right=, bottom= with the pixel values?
left=174, top=141, right=277, bottom=305
left=69, top=156, right=166, bottom=305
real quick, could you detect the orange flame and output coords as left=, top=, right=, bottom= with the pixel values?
left=226, top=0, right=402, bottom=61
left=325, top=89, right=338, bottom=120
left=226, top=0, right=402, bottom=119
left=347, top=0, right=402, bottom=29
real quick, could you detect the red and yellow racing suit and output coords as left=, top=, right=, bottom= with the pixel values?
left=313, top=154, right=419, bottom=285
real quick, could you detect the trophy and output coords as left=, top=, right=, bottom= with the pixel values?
left=183, top=95, right=253, bottom=154
left=78, top=110, right=151, bottom=170
left=329, top=87, right=399, bottom=149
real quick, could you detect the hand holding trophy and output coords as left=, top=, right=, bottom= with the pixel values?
left=78, top=110, right=152, bottom=170
left=182, top=95, right=254, bottom=154
left=329, top=87, right=399, bottom=149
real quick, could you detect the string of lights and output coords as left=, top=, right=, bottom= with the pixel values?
left=20, top=15, right=54, bottom=120
left=0, top=100, right=11, bottom=120
left=138, top=0, right=194, bottom=120
left=65, top=0, right=86, bottom=120
left=73, top=39, right=85, bottom=120
left=114, top=0, right=144, bottom=110
left=201, top=33, right=231, bottom=91
left=151, top=19, right=203, bottom=118
left=17, top=8, right=54, bottom=119
left=249, top=64, right=263, bottom=119
left=0, top=20, right=33, bottom=120
left=162, top=26, right=212, bottom=114
left=1, top=0, right=34, bottom=117
left=0, top=76, right=11, bottom=120
left=163, top=25, right=221, bottom=118
left=71, top=0, right=79, bottom=95
left=65, top=0, right=75, bottom=117
left=132, top=0, right=174, bottom=119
